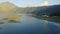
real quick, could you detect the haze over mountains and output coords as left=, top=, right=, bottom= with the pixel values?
left=0, top=2, right=37, bottom=13
left=0, top=2, right=60, bottom=15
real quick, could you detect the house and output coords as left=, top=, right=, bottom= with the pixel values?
left=42, top=15, right=49, bottom=17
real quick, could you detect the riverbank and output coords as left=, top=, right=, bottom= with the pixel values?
left=33, top=15, right=60, bottom=23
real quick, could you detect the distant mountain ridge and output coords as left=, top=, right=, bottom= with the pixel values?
left=32, top=5, right=60, bottom=15
left=0, top=2, right=60, bottom=15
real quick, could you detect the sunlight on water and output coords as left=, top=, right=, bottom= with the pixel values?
left=42, top=20, right=48, bottom=24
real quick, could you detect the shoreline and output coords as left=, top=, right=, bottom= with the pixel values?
left=32, top=15, right=60, bottom=23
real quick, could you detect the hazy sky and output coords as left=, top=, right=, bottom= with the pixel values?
left=0, top=0, right=60, bottom=7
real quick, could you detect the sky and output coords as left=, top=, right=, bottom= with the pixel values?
left=0, top=0, right=60, bottom=7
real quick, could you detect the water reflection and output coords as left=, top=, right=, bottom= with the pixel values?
left=0, top=22, right=4, bottom=24
left=8, top=20, right=21, bottom=23
left=0, top=27, right=2, bottom=30
left=0, top=15, right=22, bottom=32
left=0, top=15, right=22, bottom=23
left=0, top=14, right=60, bottom=34
left=0, top=15, right=22, bottom=31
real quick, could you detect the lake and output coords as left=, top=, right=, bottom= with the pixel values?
left=0, top=14, right=60, bottom=34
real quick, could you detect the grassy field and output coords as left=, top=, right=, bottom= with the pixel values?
left=33, top=15, right=60, bottom=23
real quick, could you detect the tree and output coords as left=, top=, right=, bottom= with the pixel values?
left=50, top=12, right=60, bottom=16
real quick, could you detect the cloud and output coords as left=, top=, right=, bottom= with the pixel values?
left=40, top=1, right=48, bottom=6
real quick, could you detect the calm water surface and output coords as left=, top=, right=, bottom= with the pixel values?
left=0, top=14, right=60, bottom=34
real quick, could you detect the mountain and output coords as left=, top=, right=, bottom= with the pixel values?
left=0, top=2, right=60, bottom=15
left=0, top=2, right=18, bottom=14
left=32, top=5, right=60, bottom=15
left=0, top=2, right=17, bottom=18
left=0, top=2, right=31, bottom=14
